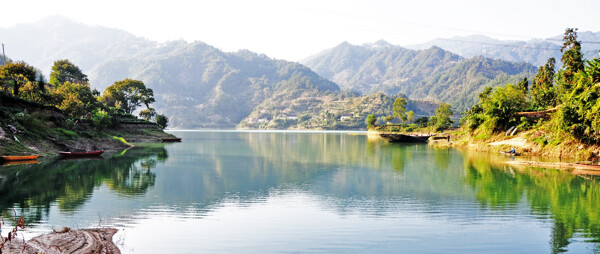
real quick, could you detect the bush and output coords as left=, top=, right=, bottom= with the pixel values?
left=92, top=109, right=112, bottom=129
left=156, top=114, right=169, bottom=129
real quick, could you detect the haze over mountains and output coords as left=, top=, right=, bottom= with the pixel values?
left=407, top=33, right=600, bottom=67
left=1, top=16, right=597, bottom=129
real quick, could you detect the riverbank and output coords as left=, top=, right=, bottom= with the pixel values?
left=0, top=94, right=177, bottom=158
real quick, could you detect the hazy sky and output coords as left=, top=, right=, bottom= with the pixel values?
left=1, top=0, right=599, bottom=61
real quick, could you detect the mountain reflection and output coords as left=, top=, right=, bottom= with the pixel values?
left=1, top=131, right=599, bottom=252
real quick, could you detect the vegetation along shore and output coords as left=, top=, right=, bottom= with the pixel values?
left=368, top=28, right=600, bottom=162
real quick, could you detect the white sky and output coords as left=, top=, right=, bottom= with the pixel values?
left=1, top=0, right=599, bottom=61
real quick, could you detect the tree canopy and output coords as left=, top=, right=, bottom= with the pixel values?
left=392, top=97, right=408, bottom=123
left=49, top=59, right=89, bottom=86
left=0, top=61, right=38, bottom=96
left=102, top=79, right=155, bottom=114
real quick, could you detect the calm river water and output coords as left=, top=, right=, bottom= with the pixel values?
left=1, top=130, right=599, bottom=253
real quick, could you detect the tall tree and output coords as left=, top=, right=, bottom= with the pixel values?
left=102, top=79, right=155, bottom=114
left=434, top=103, right=453, bottom=130
left=531, top=58, right=556, bottom=109
left=49, top=59, right=88, bottom=86
left=392, top=97, right=408, bottom=123
left=560, top=28, right=584, bottom=86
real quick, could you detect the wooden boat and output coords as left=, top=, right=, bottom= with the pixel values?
left=161, top=138, right=182, bottom=142
left=378, top=132, right=433, bottom=143
left=573, top=162, right=600, bottom=171
left=0, top=155, right=39, bottom=161
left=500, top=151, right=521, bottom=156
left=59, top=150, right=104, bottom=157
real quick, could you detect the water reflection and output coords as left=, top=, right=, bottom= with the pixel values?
left=464, top=152, right=600, bottom=253
left=0, top=145, right=167, bottom=224
left=0, top=131, right=599, bottom=253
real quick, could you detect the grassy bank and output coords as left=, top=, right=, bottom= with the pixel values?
left=0, top=105, right=176, bottom=158
left=439, top=127, right=600, bottom=161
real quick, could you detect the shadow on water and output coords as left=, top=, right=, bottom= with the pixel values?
left=0, top=145, right=168, bottom=225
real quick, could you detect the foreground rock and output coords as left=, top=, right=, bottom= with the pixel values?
left=2, top=228, right=120, bottom=254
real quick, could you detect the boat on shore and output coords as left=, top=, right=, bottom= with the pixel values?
left=0, top=155, right=39, bottom=161
left=161, top=138, right=182, bottom=142
left=573, top=162, right=600, bottom=171
left=59, top=150, right=104, bottom=157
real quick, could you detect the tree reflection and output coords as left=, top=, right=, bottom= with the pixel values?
left=0, top=145, right=167, bottom=224
left=463, top=153, right=600, bottom=253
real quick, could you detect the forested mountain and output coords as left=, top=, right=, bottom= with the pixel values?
left=302, top=41, right=538, bottom=112
left=90, top=41, right=340, bottom=128
left=0, top=16, right=155, bottom=74
left=406, top=32, right=600, bottom=67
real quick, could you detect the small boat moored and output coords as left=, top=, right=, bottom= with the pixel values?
left=161, top=138, right=182, bottom=142
left=59, top=150, right=104, bottom=157
left=0, top=155, right=40, bottom=161
left=500, top=151, right=521, bottom=156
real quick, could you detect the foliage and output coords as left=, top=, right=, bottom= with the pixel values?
left=50, top=82, right=98, bottom=118
left=555, top=55, right=600, bottom=141
left=559, top=28, right=584, bottom=88
left=139, top=108, right=157, bottom=121
left=49, top=59, right=88, bottom=86
left=155, top=114, right=169, bottom=129
left=462, top=84, right=527, bottom=132
left=102, top=79, right=155, bottom=114
left=392, top=97, right=408, bottom=123
left=365, top=114, right=377, bottom=128
left=531, top=58, right=557, bottom=109
left=433, top=102, right=454, bottom=131
left=92, top=109, right=112, bottom=129
left=414, top=117, right=429, bottom=127
left=516, top=77, right=528, bottom=94
left=0, top=61, right=38, bottom=96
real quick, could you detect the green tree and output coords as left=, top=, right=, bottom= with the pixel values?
left=156, top=114, right=169, bottom=129
left=92, top=109, right=112, bottom=129
left=516, top=77, right=529, bottom=94
left=51, top=82, right=98, bottom=118
left=0, top=61, right=37, bottom=96
left=102, top=79, right=155, bottom=114
left=365, top=114, right=377, bottom=128
left=139, top=108, right=157, bottom=121
left=414, top=117, right=428, bottom=127
left=406, top=111, right=415, bottom=123
left=393, top=97, right=408, bottom=123
left=49, top=59, right=88, bottom=86
left=531, top=58, right=556, bottom=109
left=559, top=28, right=584, bottom=88
left=434, top=103, right=454, bottom=130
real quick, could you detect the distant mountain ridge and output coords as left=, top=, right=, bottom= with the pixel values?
left=302, top=41, right=538, bottom=111
left=406, top=32, right=600, bottom=67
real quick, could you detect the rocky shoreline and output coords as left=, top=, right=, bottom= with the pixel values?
left=2, top=228, right=120, bottom=254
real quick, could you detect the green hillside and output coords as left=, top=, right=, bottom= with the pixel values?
left=302, top=41, right=538, bottom=112
left=90, top=42, right=340, bottom=128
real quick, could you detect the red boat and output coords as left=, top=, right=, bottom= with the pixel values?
left=0, top=155, right=39, bottom=161
left=59, top=150, right=104, bottom=157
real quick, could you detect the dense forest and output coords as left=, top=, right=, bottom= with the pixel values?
left=460, top=28, right=600, bottom=152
